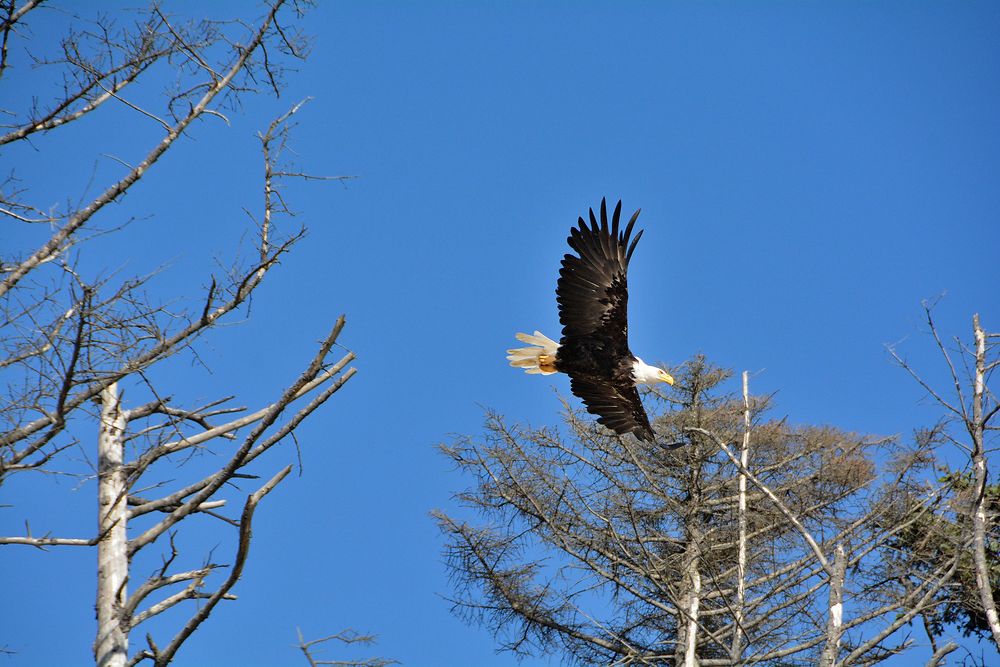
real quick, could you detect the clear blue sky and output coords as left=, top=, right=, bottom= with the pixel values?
left=3, top=1, right=999, bottom=665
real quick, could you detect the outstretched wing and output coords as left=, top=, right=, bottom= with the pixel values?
left=569, top=376, right=655, bottom=442
left=556, top=198, right=642, bottom=343
left=555, top=199, right=652, bottom=440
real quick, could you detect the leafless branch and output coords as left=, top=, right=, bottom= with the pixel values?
left=924, top=642, right=959, bottom=667
left=0, top=534, right=97, bottom=547
left=0, top=0, right=43, bottom=79
left=683, top=425, right=832, bottom=575
left=2, top=5, right=358, bottom=665
left=0, top=0, right=289, bottom=298
left=296, top=628, right=399, bottom=667
left=152, top=465, right=292, bottom=667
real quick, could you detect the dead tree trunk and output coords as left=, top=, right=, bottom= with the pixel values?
left=96, top=382, right=128, bottom=667
left=683, top=568, right=701, bottom=667
left=730, top=370, right=751, bottom=663
left=820, top=544, right=847, bottom=667
left=970, top=314, right=1000, bottom=645
left=677, top=446, right=705, bottom=667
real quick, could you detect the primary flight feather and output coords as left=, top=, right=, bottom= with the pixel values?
left=507, top=199, right=674, bottom=442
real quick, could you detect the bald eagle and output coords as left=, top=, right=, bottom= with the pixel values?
left=507, top=199, right=674, bottom=442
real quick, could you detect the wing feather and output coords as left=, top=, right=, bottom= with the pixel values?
left=611, top=199, right=622, bottom=235
left=626, top=226, right=643, bottom=265
left=557, top=199, right=641, bottom=340
left=570, top=376, right=655, bottom=442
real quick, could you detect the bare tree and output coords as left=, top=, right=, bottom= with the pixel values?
left=888, top=306, right=1000, bottom=654
left=1, top=3, right=355, bottom=665
left=438, top=356, right=961, bottom=665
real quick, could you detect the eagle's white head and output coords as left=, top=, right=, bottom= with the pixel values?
left=633, top=357, right=675, bottom=386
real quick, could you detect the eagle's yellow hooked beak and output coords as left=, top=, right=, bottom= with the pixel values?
left=659, top=370, right=675, bottom=386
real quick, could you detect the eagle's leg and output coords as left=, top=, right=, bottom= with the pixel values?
left=537, top=354, right=558, bottom=374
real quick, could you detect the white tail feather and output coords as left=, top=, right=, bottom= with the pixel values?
left=506, top=331, right=560, bottom=376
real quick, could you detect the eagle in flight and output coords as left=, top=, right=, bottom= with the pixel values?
left=507, top=198, right=674, bottom=442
